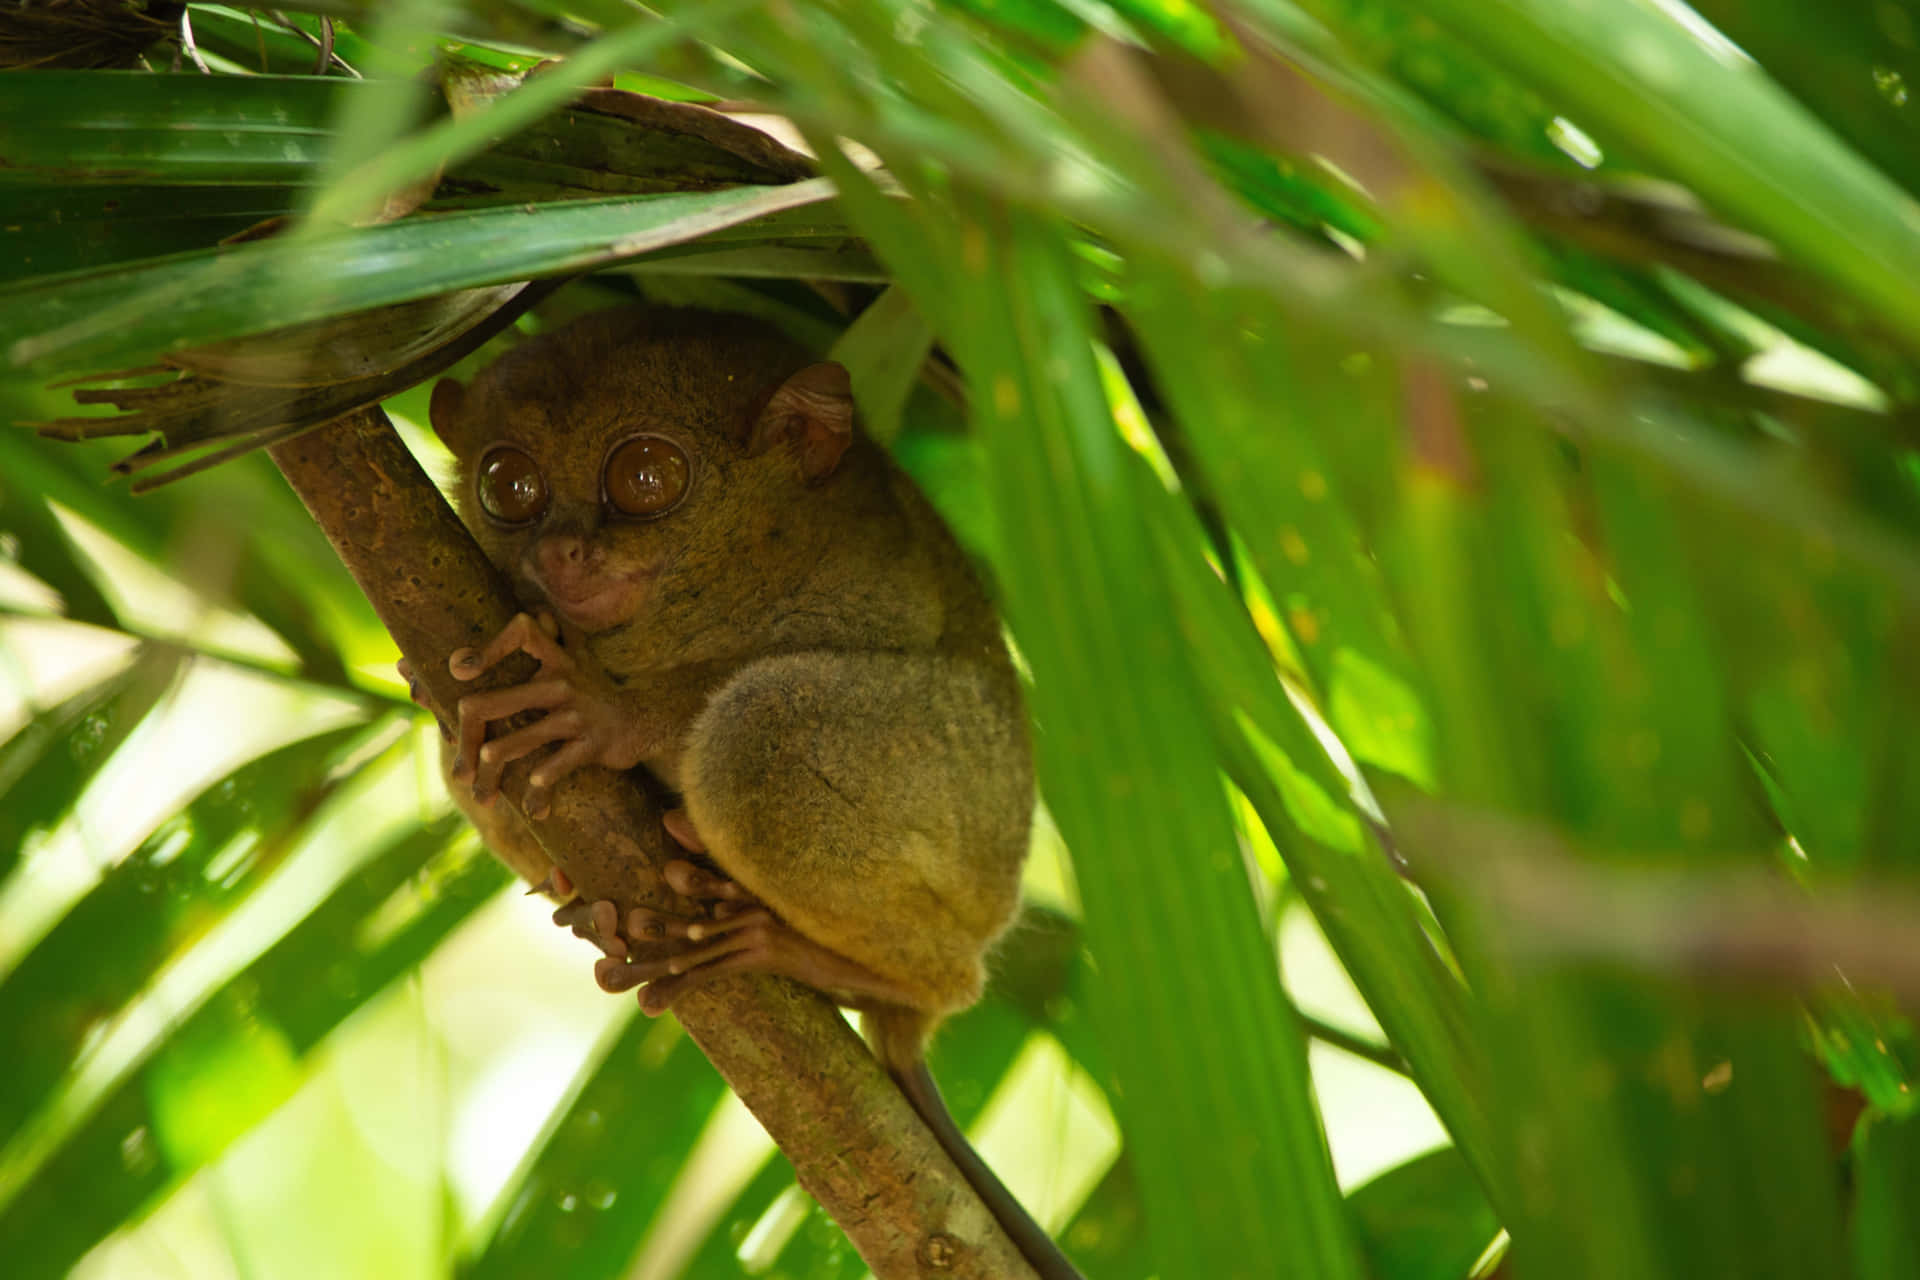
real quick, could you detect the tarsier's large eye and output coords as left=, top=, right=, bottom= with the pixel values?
left=477, top=445, right=548, bottom=523
left=604, top=435, right=690, bottom=518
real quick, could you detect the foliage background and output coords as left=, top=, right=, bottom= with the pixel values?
left=3, top=1, right=1919, bottom=1277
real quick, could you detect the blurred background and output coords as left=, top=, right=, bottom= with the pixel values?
left=2, top=1, right=1918, bottom=1277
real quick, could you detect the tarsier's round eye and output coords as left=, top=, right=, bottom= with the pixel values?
left=604, top=435, right=690, bottom=518
left=477, top=445, right=548, bottom=523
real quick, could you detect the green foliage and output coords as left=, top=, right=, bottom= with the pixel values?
left=3, top=1, right=1918, bottom=1277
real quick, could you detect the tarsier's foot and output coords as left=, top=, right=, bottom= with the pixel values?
left=549, top=815, right=917, bottom=1012
left=548, top=867, right=623, bottom=956
left=560, top=853, right=773, bottom=996
left=543, top=851, right=759, bottom=993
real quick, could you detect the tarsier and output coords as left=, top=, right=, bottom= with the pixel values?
left=418, top=306, right=1078, bottom=1279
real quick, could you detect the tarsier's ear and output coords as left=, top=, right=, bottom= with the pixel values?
left=429, top=378, right=469, bottom=453
left=748, top=362, right=854, bottom=484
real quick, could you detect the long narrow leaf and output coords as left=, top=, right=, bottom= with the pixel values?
left=5, top=181, right=839, bottom=377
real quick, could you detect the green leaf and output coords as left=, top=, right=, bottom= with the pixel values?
left=4, top=182, right=839, bottom=377
left=953, top=204, right=1361, bottom=1279
left=1376, top=0, right=1920, bottom=353
left=308, top=1, right=775, bottom=225
left=0, top=818, right=500, bottom=1280
left=0, top=646, right=182, bottom=885
left=829, top=284, right=934, bottom=444
left=1853, top=1112, right=1920, bottom=1280
left=1347, top=1147, right=1500, bottom=1280
left=1134, top=431, right=1500, bottom=1210
left=1056, top=1155, right=1150, bottom=1278
left=0, top=721, right=381, bottom=1158
left=462, top=1016, right=729, bottom=1280
left=0, top=72, right=343, bottom=187
left=0, top=184, right=300, bottom=284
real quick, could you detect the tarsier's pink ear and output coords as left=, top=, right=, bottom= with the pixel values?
left=748, top=362, right=854, bottom=484
left=429, top=378, right=469, bottom=452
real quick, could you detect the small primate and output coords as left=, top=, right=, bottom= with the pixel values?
left=421, top=306, right=1077, bottom=1279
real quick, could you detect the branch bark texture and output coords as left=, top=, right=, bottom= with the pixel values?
left=269, top=405, right=1034, bottom=1279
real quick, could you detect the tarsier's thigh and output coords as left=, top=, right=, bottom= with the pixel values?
left=680, top=649, right=1029, bottom=1015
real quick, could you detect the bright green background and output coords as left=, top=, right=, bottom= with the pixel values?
left=3, top=2, right=1919, bottom=1277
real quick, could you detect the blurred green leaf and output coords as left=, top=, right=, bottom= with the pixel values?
left=829, top=284, right=935, bottom=444
left=8, top=3, right=1920, bottom=1276
left=463, top=1016, right=728, bottom=1280
left=1347, top=1146, right=1499, bottom=1280
left=1853, top=1111, right=1920, bottom=1280
left=0, top=646, right=182, bottom=885
left=1057, top=1155, right=1149, bottom=1279
left=954, top=206, right=1361, bottom=1279
left=0, top=720, right=383, bottom=1155
left=1686, top=0, right=1920, bottom=203
left=1380, top=0, right=1920, bottom=353
left=0, top=816, right=501, bottom=1280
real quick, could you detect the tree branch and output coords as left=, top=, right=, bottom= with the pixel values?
left=268, top=405, right=1034, bottom=1279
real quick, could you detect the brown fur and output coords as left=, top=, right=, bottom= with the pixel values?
left=431, top=306, right=1033, bottom=1064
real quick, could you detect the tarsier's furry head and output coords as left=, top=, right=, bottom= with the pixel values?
left=428, top=307, right=859, bottom=637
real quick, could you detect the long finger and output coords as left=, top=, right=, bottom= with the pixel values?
left=638, top=944, right=766, bottom=1015
left=622, top=905, right=705, bottom=944
left=552, top=898, right=625, bottom=956
left=473, top=710, right=582, bottom=800
left=595, top=953, right=677, bottom=993
left=452, top=679, right=572, bottom=781
left=450, top=612, right=571, bottom=682
left=663, top=809, right=707, bottom=852
left=661, top=923, right=766, bottom=976
left=662, top=859, right=756, bottom=904
left=684, top=907, right=773, bottom=944
left=456, top=678, right=573, bottom=726
left=525, top=736, right=599, bottom=818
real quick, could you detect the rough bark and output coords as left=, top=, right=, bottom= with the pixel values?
left=269, top=405, right=1034, bottom=1280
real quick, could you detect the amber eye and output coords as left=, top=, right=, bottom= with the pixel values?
left=476, top=445, right=548, bottom=524
left=604, top=435, right=690, bottom=518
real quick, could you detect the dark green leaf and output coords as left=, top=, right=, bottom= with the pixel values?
left=5, top=182, right=838, bottom=378
left=1347, top=1147, right=1499, bottom=1280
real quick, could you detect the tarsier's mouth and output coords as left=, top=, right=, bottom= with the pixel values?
left=544, top=572, right=652, bottom=633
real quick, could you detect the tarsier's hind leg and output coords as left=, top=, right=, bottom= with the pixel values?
left=673, top=649, right=1030, bottom=1022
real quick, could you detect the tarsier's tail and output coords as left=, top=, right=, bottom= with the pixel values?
left=864, top=1008, right=1086, bottom=1280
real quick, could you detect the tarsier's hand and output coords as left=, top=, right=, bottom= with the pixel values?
left=447, top=611, right=651, bottom=817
